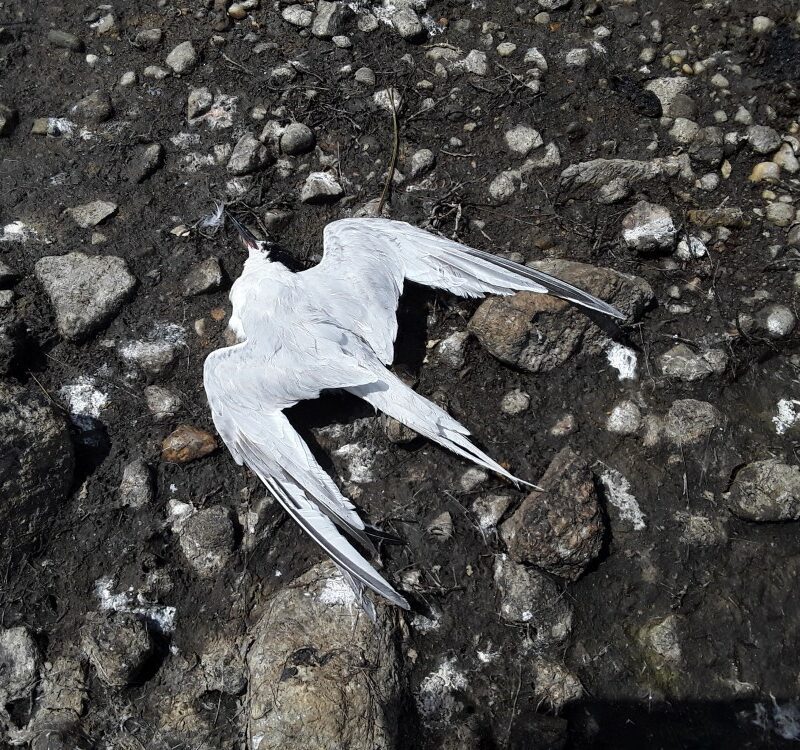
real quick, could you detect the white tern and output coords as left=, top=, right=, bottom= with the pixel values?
left=204, top=216, right=623, bottom=616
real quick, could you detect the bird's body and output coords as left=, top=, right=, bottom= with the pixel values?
left=204, top=218, right=622, bottom=615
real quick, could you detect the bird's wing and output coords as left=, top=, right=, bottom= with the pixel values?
left=303, top=217, right=623, bottom=363
left=203, top=342, right=409, bottom=611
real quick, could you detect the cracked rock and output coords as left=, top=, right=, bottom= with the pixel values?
left=35, top=252, right=136, bottom=341
left=500, top=447, right=604, bottom=580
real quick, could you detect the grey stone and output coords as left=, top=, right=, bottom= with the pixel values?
left=0, top=383, right=74, bottom=533
left=501, top=389, right=530, bottom=415
left=560, top=155, right=693, bottom=190
left=187, top=87, right=212, bottom=120
left=597, top=177, right=631, bottom=204
left=81, top=611, right=153, bottom=687
left=166, top=41, right=198, bottom=74
left=118, top=458, right=154, bottom=508
left=66, top=200, right=117, bottom=228
left=537, top=0, right=570, bottom=8
left=637, top=615, right=684, bottom=694
left=493, top=555, right=573, bottom=646
left=765, top=202, right=794, bottom=227
left=461, top=49, right=488, bottom=76
left=47, top=30, right=84, bottom=52
left=227, top=133, right=271, bottom=175
left=728, top=459, right=800, bottom=522
left=505, top=125, right=543, bottom=157
left=247, top=561, right=402, bottom=750
left=621, top=201, right=677, bottom=252
left=755, top=303, right=796, bottom=339
left=489, top=170, right=519, bottom=201
left=472, top=494, right=512, bottom=531
left=280, top=122, right=315, bottom=155
left=134, top=28, right=162, bottom=48
left=645, top=77, right=692, bottom=116
left=354, top=66, right=376, bottom=86
left=282, top=4, right=314, bottom=27
left=312, top=1, right=352, bottom=39
left=126, top=143, right=163, bottom=183
left=746, top=125, right=781, bottom=155
left=35, top=253, right=136, bottom=341
left=392, top=7, right=423, bottom=40
left=179, top=506, right=236, bottom=577
left=607, top=400, right=642, bottom=434
left=0, top=627, right=39, bottom=703
left=27, top=656, right=86, bottom=738
left=688, top=126, right=724, bottom=168
left=664, top=399, right=722, bottom=445
left=0, top=260, right=17, bottom=286
left=182, top=256, right=224, bottom=296
left=69, top=91, right=113, bottom=124
left=565, top=47, right=590, bottom=66
left=410, top=148, right=435, bottom=177
left=118, top=336, right=182, bottom=376
left=301, top=171, right=344, bottom=203
left=469, top=260, right=653, bottom=373
left=532, top=657, right=583, bottom=711
left=200, top=635, right=247, bottom=695
left=0, top=103, right=19, bottom=137
left=431, top=330, right=469, bottom=368
left=460, top=467, right=488, bottom=492
left=659, top=343, right=727, bottom=381
left=144, top=385, right=182, bottom=421
left=500, top=447, right=604, bottom=580
left=428, top=511, right=454, bottom=539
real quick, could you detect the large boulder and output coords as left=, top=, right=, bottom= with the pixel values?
left=247, top=561, right=403, bottom=750
left=0, top=382, right=74, bottom=535
left=468, top=260, right=653, bottom=372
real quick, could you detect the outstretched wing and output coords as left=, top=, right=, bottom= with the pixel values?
left=203, top=342, right=409, bottom=612
left=301, top=218, right=623, bottom=364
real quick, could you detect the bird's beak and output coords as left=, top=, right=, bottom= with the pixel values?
left=226, top=212, right=261, bottom=253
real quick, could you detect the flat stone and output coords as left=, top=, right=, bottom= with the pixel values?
left=282, top=4, right=313, bottom=27
left=469, top=259, right=653, bottom=373
left=187, top=87, right=212, bottom=120
left=66, top=200, right=117, bottom=228
left=247, top=561, right=402, bottom=750
left=69, top=90, right=113, bottom=124
left=178, top=506, right=236, bottom=576
left=35, top=252, right=136, bottom=341
left=134, top=28, right=162, bottom=48
left=728, top=459, right=800, bottom=522
left=312, top=0, right=352, bottom=39
left=472, top=494, right=512, bottom=531
left=500, top=447, right=604, bottom=580
left=301, top=171, right=343, bottom=203
left=162, top=424, right=217, bottom=463
left=493, top=555, right=573, bottom=646
left=659, top=343, right=727, bottom=381
left=166, top=41, right=198, bottom=74
left=81, top=611, right=153, bottom=687
left=560, top=155, right=693, bottom=191
left=125, top=143, right=163, bottom=183
left=182, top=256, right=224, bottom=296
left=687, top=207, right=747, bottom=228
left=48, top=30, right=84, bottom=51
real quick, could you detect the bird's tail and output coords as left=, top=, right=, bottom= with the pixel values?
left=348, top=375, right=534, bottom=488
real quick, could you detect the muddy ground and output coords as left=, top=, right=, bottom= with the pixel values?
left=1, top=0, right=800, bottom=747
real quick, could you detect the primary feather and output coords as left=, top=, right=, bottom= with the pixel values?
left=204, top=218, right=623, bottom=613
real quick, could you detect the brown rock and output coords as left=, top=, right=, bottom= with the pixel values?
left=162, top=425, right=217, bottom=463
left=500, top=446, right=604, bottom=580
left=468, top=260, right=652, bottom=373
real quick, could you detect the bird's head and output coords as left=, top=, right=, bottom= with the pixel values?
left=226, top=212, right=270, bottom=257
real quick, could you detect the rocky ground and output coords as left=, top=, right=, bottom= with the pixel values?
left=2, top=0, right=800, bottom=747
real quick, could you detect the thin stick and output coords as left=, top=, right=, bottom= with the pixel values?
left=377, top=89, right=399, bottom=217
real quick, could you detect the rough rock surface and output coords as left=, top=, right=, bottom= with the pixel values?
left=728, top=460, right=800, bottom=522
left=501, top=447, right=604, bottom=580
left=162, top=425, right=217, bottom=463
left=469, top=260, right=653, bottom=372
left=0, top=627, right=39, bottom=703
left=0, top=382, right=74, bottom=534
left=81, top=611, right=153, bottom=687
left=177, top=505, right=236, bottom=576
left=35, top=253, right=136, bottom=341
left=247, top=561, right=403, bottom=750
